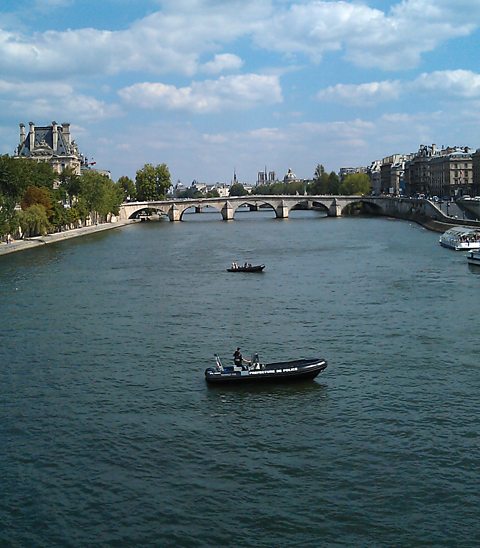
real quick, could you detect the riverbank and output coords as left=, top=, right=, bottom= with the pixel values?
left=0, top=219, right=138, bottom=257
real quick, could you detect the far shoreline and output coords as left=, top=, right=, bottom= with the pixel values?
left=0, top=219, right=139, bottom=257
left=0, top=213, right=467, bottom=258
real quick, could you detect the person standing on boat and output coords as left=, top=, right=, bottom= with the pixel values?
left=233, top=347, right=242, bottom=366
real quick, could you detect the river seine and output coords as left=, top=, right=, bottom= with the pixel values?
left=1, top=210, right=479, bottom=547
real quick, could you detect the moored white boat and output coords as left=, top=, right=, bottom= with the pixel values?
left=439, top=227, right=480, bottom=250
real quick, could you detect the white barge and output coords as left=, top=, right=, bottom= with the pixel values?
left=439, top=227, right=480, bottom=250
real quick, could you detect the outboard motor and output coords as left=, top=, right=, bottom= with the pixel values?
left=214, top=354, right=223, bottom=371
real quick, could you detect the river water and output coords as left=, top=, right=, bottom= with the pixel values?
left=1, top=210, right=479, bottom=547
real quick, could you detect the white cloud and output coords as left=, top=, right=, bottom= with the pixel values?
left=255, top=0, right=480, bottom=70
left=1, top=0, right=479, bottom=80
left=317, top=80, right=401, bottom=105
left=413, top=70, right=480, bottom=98
left=118, top=73, right=282, bottom=112
left=316, top=69, right=480, bottom=107
left=0, top=78, right=120, bottom=121
left=201, top=53, right=244, bottom=74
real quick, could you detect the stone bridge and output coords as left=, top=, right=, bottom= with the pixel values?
left=118, top=195, right=476, bottom=226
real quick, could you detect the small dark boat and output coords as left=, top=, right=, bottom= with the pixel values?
left=467, top=250, right=480, bottom=266
left=205, top=355, right=327, bottom=384
left=227, top=263, right=265, bottom=273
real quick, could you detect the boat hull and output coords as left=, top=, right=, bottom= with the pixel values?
left=467, top=251, right=480, bottom=266
left=205, top=358, right=327, bottom=384
left=227, top=265, right=265, bottom=272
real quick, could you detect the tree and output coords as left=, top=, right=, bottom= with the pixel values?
left=17, top=204, right=50, bottom=237
left=339, top=173, right=372, bottom=195
left=0, top=155, right=26, bottom=200
left=178, top=187, right=204, bottom=199
left=59, top=167, right=81, bottom=206
left=327, top=172, right=340, bottom=195
left=117, top=175, right=136, bottom=201
left=307, top=164, right=329, bottom=194
left=21, top=185, right=52, bottom=213
left=229, top=183, right=248, bottom=196
left=79, top=171, right=123, bottom=223
left=206, top=189, right=220, bottom=198
left=314, top=164, right=325, bottom=180
left=135, top=163, right=171, bottom=200
left=0, top=155, right=55, bottom=201
left=0, top=194, right=17, bottom=238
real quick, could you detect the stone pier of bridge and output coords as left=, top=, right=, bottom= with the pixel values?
left=168, top=203, right=181, bottom=222
left=221, top=201, right=234, bottom=220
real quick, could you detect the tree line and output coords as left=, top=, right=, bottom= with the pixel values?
left=0, top=156, right=171, bottom=240
left=229, top=164, right=371, bottom=197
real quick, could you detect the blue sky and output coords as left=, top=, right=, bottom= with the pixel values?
left=1, top=0, right=480, bottom=184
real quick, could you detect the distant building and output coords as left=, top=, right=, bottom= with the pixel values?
left=215, top=183, right=230, bottom=197
left=367, top=161, right=382, bottom=195
left=339, top=166, right=368, bottom=181
left=283, top=168, right=300, bottom=184
left=380, top=154, right=410, bottom=195
left=257, top=168, right=276, bottom=185
left=429, top=148, right=473, bottom=199
left=404, top=144, right=473, bottom=198
left=470, top=149, right=480, bottom=197
left=404, top=144, right=437, bottom=197
left=191, top=181, right=208, bottom=194
left=15, top=121, right=87, bottom=176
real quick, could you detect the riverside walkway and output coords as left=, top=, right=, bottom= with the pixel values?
left=0, top=220, right=136, bottom=257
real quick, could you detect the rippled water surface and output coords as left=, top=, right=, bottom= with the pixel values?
left=1, top=211, right=480, bottom=546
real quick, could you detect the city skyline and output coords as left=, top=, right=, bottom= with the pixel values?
left=1, top=0, right=480, bottom=184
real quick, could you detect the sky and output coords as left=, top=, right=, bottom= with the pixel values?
left=1, top=0, right=480, bottom=185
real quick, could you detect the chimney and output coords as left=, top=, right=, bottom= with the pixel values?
left=29, top=122, right=35, bottom=151
left=19, top=123, right=26, bottom=145
left=62, top=122, right=71, bottom=146
left=52, top=121, right=58, bottom=151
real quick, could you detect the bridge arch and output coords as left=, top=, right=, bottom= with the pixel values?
left=178, top=203, right=224, bottom=221
left=339, top=198, right=384, bottom=216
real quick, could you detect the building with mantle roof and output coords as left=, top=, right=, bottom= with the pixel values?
left=15, top=121, right=87, bottom=176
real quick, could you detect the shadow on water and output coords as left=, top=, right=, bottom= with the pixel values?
left=467, top=264, right=480, bottom=275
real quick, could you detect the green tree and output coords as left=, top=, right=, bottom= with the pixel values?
left=307, top=164, right=329, bottom=194
left=327, top=172, right=341, bottom=194
left=79, top=171, right=123, bottom=223
left=286, top=181, right=306, bottom=195
left=0, top=194, right=17, bottom=238
left=229, top=183, right=248, bottom=196
left=0, top=155, right=25, bottom=200
left=339, top=173, right=372, bottom=195
left=206, top=189, right=220, bottom=198
left=18, top=203, right=50, bottom=237
left=314, top=164, right=325, bottom=180
left=135, top=163, right=171, bottom=200
left=59, top=167, right=81, bottom=206
left=49, top=198, right=70, bottom=232
left=117, top=175, right=136, bottom=201
left=0, top=156, right=55, bottom=201
left=251, top=183, right=271, bottom=195
left=178, top=187, right=204, bottom=199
